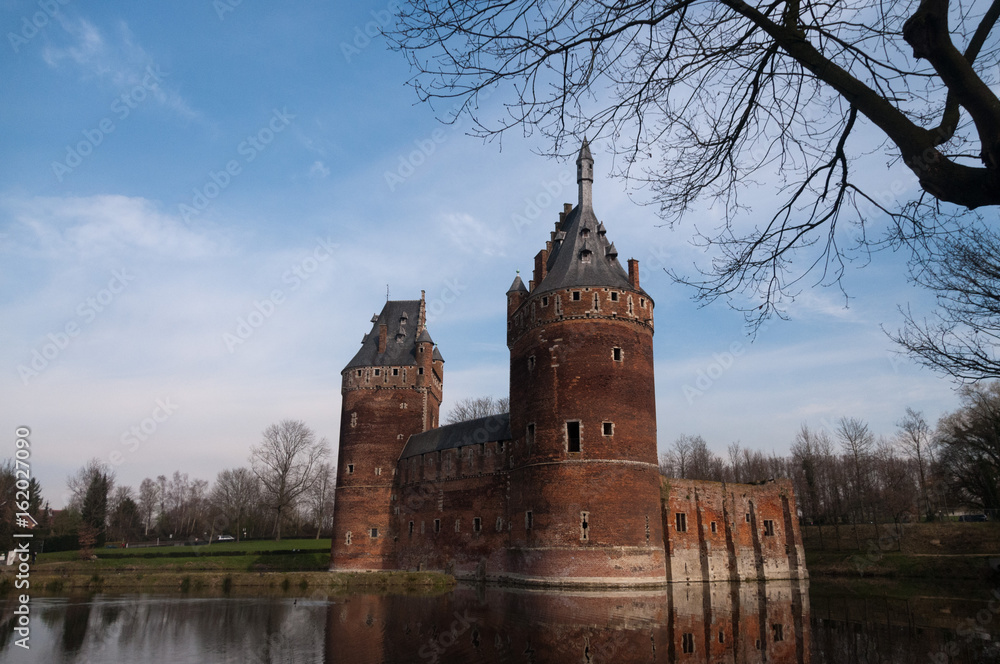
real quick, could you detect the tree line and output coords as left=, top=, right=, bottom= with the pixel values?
left=660, top=382, right=1000, bottom=527
left=0, top=419, right=334, bottom=552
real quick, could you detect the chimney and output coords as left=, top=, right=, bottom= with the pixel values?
left=378, top=323, right=387, bottom=354
left=533, top=249, right=548, bottom=285
left=628, top=258, right=640, bottom=290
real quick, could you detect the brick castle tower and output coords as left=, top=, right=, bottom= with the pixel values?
left=504, top=140, right=668, bottom=584
left=329, top=293, right=443, bottom=570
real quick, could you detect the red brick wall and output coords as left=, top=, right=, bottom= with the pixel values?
left=330, top=365, right=439, bottom=571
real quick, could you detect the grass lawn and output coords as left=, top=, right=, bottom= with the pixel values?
left=34, top=539, right=332, bottom=572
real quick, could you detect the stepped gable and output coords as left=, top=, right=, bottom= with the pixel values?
left=400, top=413, right=511, bottom=459
left=534, top=140, right=649, bottom=298
left=344, top=299, right=423, bottom=369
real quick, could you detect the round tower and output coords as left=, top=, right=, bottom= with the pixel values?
left=330, top=292, right=444, bottom=571
left=505, top=140, right=667, bottom=585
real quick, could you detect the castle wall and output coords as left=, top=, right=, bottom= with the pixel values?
left=330, top=373, right=430, bottom=571
left=662, top=478, right=808, bottom=584
left=394, top=440, right=510, bottom=579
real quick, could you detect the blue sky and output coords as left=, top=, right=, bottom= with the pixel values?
left=1, top=1, right=964, bottom=507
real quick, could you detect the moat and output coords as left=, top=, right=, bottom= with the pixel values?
left=2, top=579, right=998, bottom=663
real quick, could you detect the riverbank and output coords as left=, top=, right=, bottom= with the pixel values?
left=801, top=522, right=1000, bottom=580
left=1, top=568, right=455, bottom=595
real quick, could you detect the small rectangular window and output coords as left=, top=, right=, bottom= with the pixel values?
left=434, top=519, right=441, bottom=533
left=572, top=291, right=581, bottom=301
left=711, top=521, right=717, bottom=534
left=772, top=624, right=784, bottom=642
left=682, top=633, right=694, bottom=654
left=567, top=421, right=581, bottom=452
left=602, top=422, right=614, bottom=436
left=418, top=367, right=424, bottom=374
left=374, top=467, right=381, bottom=476
left=408, top=521, right=414, bottom=537
left=676, top=512, right=687, bottom=532
left=356, top=369, right=362, bottom=376
left=610, top=292, right=618, bottom=302
left=525, top=511, right=533, bottom=529
left=526, top=423, right=535, bottom=447
left=763, top=519, right=775, bottom=537
left=542, top=296, right=549, bottom=306
left=745, top=513, right=751, bottom=523
left=473, top=517, right=482, bottom=532
left=392, top=368, right=399, bottom=376
left=496, top=517, right=503, bottom=531
left=370, top=528, right=378, bottom=538
left=374, top=369, right=381, bottom=376
left=612, top=347, right=622, bottom=362
left=347, top=464, right=354, bottom=474
left=719, top=631, right=725, bottom=644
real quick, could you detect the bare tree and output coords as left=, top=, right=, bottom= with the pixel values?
left=67, top=458, right=115, bottom=512
left=897, top=407, right=935, bottom=519
left=934, top=382, right=1000, bottom=512
left=211, top=467, right=260, bottom=542
left=892, top=226, right=1000, bottom=381
left=305, top=463, right=336, bottom=539
left=250, top=420, right=330, bottom=541
left=445, top=396, right=510, bottom=424
left=137, top=478, right=159, bottom=536
left=390, top=1, right=1000, bottom=324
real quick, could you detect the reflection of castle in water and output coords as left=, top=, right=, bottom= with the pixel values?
left=324, top=580, right=812, bottom=663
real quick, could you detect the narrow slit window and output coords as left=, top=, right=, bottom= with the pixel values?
left=580, top=511, right=589, bottom=540
left=612, top=347, right=622, bottom=362
left=526, top=423, right=535, bottom=448
left=567, top=421, right=581, bottom=453
left=408, top=521, right=414, bottom=537
left=525, top=511, right=533, bottom=529
left=682, top=633, right=694, bottom=654
left=374, top=467, right=381, bottom=476
left=433, top=519, right=441, bottom=533
left=527, top=355, right=535, bottom=370
left=345, top=531, right=352, bottom=545
left=711, top=521, right=718, bottom=534
left=473, top=517, right=482, bottom=532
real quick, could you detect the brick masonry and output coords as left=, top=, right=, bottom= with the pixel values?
left=329, top=148, right=807, bottom=587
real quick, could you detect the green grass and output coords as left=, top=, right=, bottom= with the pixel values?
left=33, top=539, right=332, bottom=572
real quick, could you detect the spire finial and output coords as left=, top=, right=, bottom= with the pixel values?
left=576, top=138, right=594, bottom=210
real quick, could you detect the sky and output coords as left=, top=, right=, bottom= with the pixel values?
left=0, top=1, right=970, bottom=509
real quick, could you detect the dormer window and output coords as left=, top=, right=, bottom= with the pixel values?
left=579, top=249, right=592, bottom=264
left=580, top=227, right=591, bottom=238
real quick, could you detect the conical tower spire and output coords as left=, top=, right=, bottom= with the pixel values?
left=576, top=138, right=594, bottom=211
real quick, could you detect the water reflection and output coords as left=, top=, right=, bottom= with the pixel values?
left=2, top=580, right=998, bottom=663
left=324, top=581, right=810, bottom=663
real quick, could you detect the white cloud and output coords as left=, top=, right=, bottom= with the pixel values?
left=3, top=194, right=228, bottom=260
left=42, top=17, right=199, bottom=121
left=309, top=160, right=330, bottom=178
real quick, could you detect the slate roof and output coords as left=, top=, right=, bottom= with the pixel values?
left=344, top=299, right=424, bottom=369
left=536, top=203, right=636, bottom=293
left=400, top=413, right=511, bottom=459
left=507, top=274, right=528, bottom=294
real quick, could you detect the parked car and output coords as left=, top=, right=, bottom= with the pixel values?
left=216, top=535, right=236, bottom=541
left=958, top=514, right=988, bottom=522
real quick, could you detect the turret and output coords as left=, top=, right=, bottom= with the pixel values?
left=330, top=292, right=444, bottom=571
left=505, top=141, right=666, bottom=586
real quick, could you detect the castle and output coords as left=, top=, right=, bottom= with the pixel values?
left=329, top=142, right=807, bottom=587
